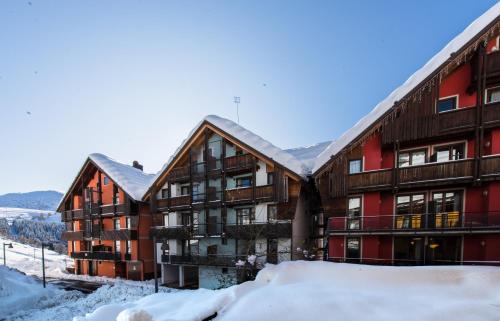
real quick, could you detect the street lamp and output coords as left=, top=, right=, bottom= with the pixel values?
left=41, top=242, right=52, bottom=288
left=3, top=243, right=13, bottom=266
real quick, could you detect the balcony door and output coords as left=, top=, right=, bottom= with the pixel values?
left=347, top=197, right=361, bottom=230
left=396, top=194, right=425, bottom=229
left=431, top=191, right=462, bottom=228
left=345, top=237, right=360, bottom=263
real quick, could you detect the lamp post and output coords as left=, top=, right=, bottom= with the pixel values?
left=153, top=235, right=158, bottom=293
left=41, top=242, right=52, bottom=288
left=3, top=243, right=13, bottom=266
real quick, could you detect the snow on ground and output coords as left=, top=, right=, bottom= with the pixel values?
left=78, top=261, right=500, bottom=321
left=0, top=265, right=172, bottom=321
left=0, top=207, right=61, bottom=224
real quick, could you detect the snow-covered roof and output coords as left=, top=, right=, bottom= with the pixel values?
left=312, top=3, right=500, bottom=174
left=88, top=153, right=155, bottom=201
left=284, top=141, right=332, bottom=175
left=148, top=115, right=307, bottom=196
left=57, top=153, right=155, bottom=211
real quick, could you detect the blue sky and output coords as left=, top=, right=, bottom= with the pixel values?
left=0, top=0, right=497, bottom=195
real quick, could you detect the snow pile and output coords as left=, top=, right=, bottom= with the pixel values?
left=76, top=261, right=500, bottom=321
left=312, top=2, right=500, bottom=173
left=0, top=266, right=60, bottom=316
left=284, top=141, right=332, bottom=174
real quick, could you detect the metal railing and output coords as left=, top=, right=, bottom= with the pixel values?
left=328, top=211, right=500, bottom=233
left=70, top=251, right=121, bottom=261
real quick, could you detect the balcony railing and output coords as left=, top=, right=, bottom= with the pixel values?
left=62, top=209, right=85, bottom=221
left=168, top=165, right=190, bottom=182
left=161, top=254, right=248, bottom=267
left=347, top=159, right=479, bottom=192
left=225, top=185, right=274, bottom=203
left=328, top=211, right=500, bottom=234
left=151, top=225, right=193, bottom=239
left=61, top=231, right=84, bottom=241
left=481, top=154, right=500, bottom=178
left=70, top=251, right=121, bottom=261
left=169, top=195, right=191, bottom=208
left=224, top=222, right=292, bottom=239
left=224, top=154, right=254, bottom=172
left=99, top=229, right=137, bottom=240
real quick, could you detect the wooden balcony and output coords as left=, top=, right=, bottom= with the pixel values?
left=150, top=226, right=193, bottom=239
left=483, top=101, right=500, bottom=127
left=398, top=159, right=474, bottom=186
left=99, top=229, right=137, bottom=240
left=347, top=159, right=475, bottom=192
left=348, top=169, right=393, bottom=192
left=61, top=231, right=84, bottom=241
left=70, top=251, right=121, bottom=261
left=224, top=222, right=292, bottom=239
left=162, top=254, right=247, bottom=267
left=168, top=165, right=190, bottom=182
left=61, top=209, right=84, bottom=222
left=225, top=185, right=274, bottom=203
left=169, top=195, right=191, bottom=208
left=481, top=155, right=500, bottom=179
left=224, top=154, right=254, bottom=173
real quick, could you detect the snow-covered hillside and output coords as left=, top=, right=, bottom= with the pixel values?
left=0, top=191, right=63, bottom=211
left=79, top=261, right=500, bottom=321
left=0, top=207, right=61, bottom=224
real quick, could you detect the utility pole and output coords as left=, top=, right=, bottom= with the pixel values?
left=42, top=243, right=49, bottom=288
left=3, top=243, right=13, bottom=266
left=234, top=96, right=240, bottom=124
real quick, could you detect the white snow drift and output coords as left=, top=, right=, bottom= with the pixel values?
left=77, top=261, right=500, bottom=321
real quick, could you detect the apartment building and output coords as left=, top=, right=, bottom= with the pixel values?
left=313, top=8, right=500, bottom=265
left=143, top=115, right=313, bottom=289
left=58, top=153, right=155, bottom=280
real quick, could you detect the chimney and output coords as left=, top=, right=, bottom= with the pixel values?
left=132, top=161, right=143, bottom=171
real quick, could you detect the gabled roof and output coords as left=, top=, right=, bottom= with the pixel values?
left=57, top=153, right=154, bottom=212
left=284, top=141, right=332, bottom=175
left=145, top=115, right=306, bottom=199
left=312, top=2, right=500, bottom=175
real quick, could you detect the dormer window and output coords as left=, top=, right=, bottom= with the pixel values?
left=437, top=96, right=457, bottom=113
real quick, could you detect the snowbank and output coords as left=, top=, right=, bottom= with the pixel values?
left=75, top=261, right=500, bottom=321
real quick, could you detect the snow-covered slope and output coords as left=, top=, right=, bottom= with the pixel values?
left=0, top=207, right=61, bottom=224
left=77, top=261, right=500, bottom=321
left=0, top=191, right=63, bottom=211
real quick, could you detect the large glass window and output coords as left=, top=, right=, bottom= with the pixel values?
left=485, top=86, right=500, bottom=104
left=236, top=176, right=253, bottom=188
left=432, top=191, right=462, bottom=228
left=347, top=197, right=361, bottom=229
left=349, top=159, right=362, bottom=174
left=236, top=207, right=254, bottom=225
left=396, top=194, right=425, bottom=229
left=437, top=97, right=457, bottom=113
left=398, top=150, right=426, bottom=167
left=432, top=143, right=465, bottom=163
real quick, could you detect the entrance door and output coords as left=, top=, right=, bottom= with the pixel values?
left=267, top=238, right=278, bottom=264
left=426, top=237, right=461, bottom=265
left=345, top=237, right=361, bottom=263
left=88, top=260, right=94, bottom=276
left=394, top=237, right=424, bottom=265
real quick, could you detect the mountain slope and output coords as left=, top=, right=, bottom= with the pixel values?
left=0, top=191, right=63, bottom=211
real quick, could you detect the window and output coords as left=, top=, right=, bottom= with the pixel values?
left=437, top=96, right=457, bottom=113
left=396, top=194, right=425, bottom=229
left=114, top=219, right=120, bottom=230
left=349, top=159, right=362, bottom=174
left=268, top=204, right=277, bottom=222
left=115, top=192, right=120, bottom=204
left=398, top=150, right=426, bottom=167
left=222, top=238, right=227, bottom=245
left=103, top=176, right=109, bottom=185
left=180, top=185, right=189, bottom=196
left=432, top=191, right=462, bottom=228
left=164, top=214, right=169, bottom=227
left=267, top=172, right=274, bottom=185
left=432, top=143, right=465, bottom=163
left=181, top=212, right=191, bottom=226
left=236, top=176, right=252, bottom=188
left=161, top=188, right=168, bottom=199
left=485, top=86, right=500, bottom=104
left=126, top=217, right=131, bottom=229
left=346, top=237, right=360, bottom=262
left=72, top=241, right=76, bottom=252
left=115, top=240, right=121, bottom=252
left=236, top=208, right=254, bottom=225
left=192, top=184, right=203, bottom=201
left=126, top=240, right=131, bottom=254
left=347, top=197, right=361, bottom=229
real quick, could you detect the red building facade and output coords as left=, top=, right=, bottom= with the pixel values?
left=314, top=16, right=500, bottom=265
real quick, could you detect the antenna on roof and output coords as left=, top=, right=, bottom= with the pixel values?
left=233, top=96, right=240, bottom=124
